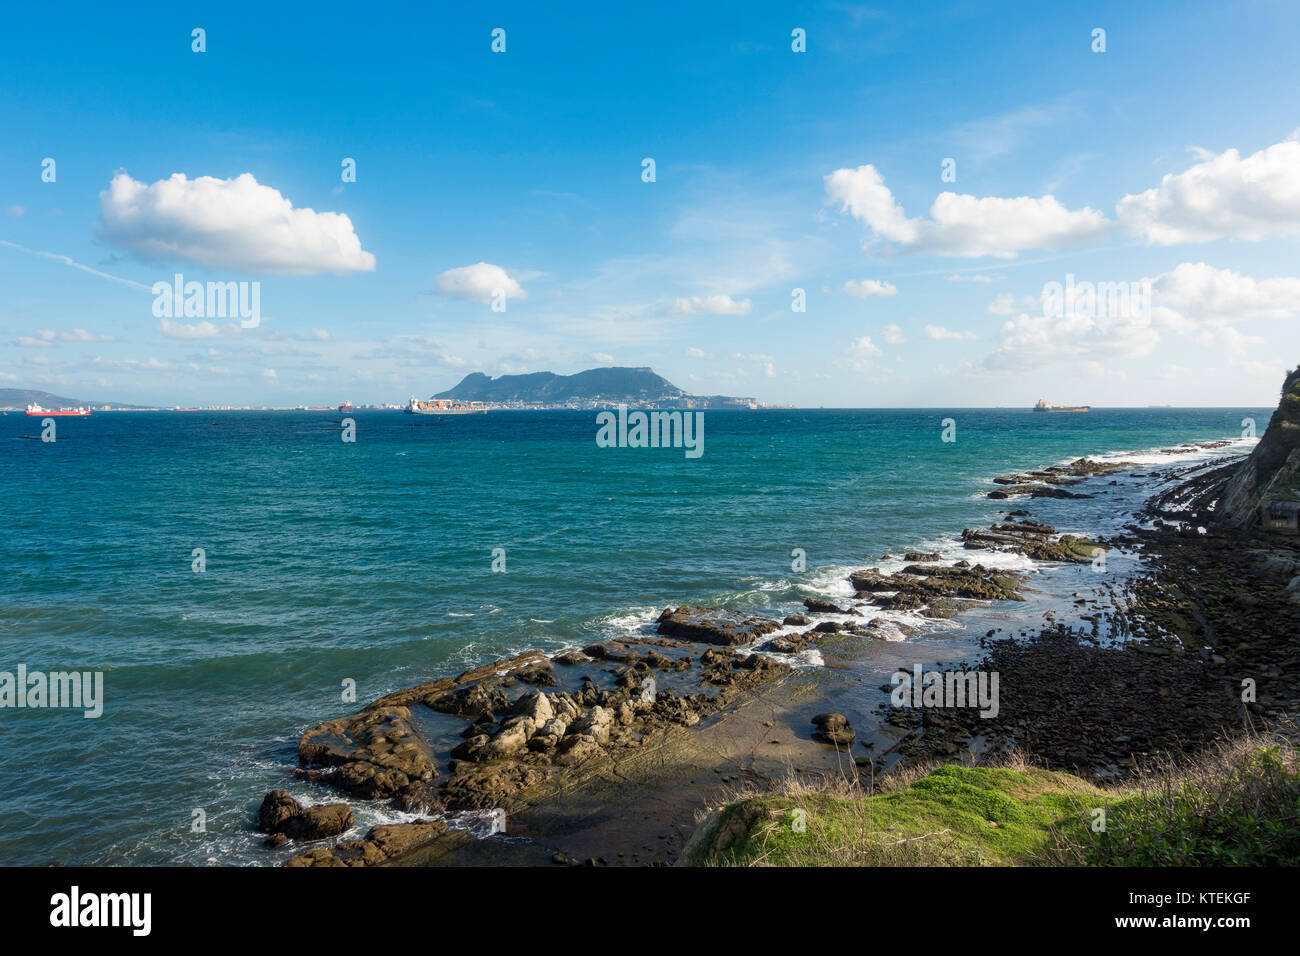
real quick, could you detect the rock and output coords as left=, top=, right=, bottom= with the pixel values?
left=483, top=715, right=538, bottom=757
left=258, top=790, right=301, bottom=834
left=802, top=598, right=845, bottom=614
left=298, top=705, right=437, bottom=798
left=783, top=614, right=812, bottom=626
left=570, top=705, right=615, bottom=744
left=450, top=734, right=489, bottom=760
left=556, top=734, right=604, bottom=766
left=528, top=716, right=570, bottom=750
left=656, top=606, right=782, bottom=646
left=284, top=820, right=450, bottom=868
left=811, top=712, right=855, bottom=747
left=282, top=803, right=354, bottom=841
left=514, top=691, right=554, bottom=725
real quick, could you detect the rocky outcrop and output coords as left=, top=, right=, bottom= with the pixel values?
left=655, top=606, right=782, bottom=645
left=257, top=790, right=354, bottom=843
left=850, top=562, right=1027, bottom=606
left=284, top=820, right=455, bottom=867
left=298, top=705, right=437, bottom=799
left=961, top=522, right=1107, bottom=563
left=1218, top=367, right=1300, bottom=531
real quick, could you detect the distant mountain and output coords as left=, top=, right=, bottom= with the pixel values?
left=433, top=367, right=754, bottom=408
left=0, top=388, right=149, bottom=410
left=0, top=388, right=98, bottom=409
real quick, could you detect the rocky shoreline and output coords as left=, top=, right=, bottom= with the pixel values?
left=247, top=412, right=1282, bottom=866
left=248, top=477, right=1149, bottom=865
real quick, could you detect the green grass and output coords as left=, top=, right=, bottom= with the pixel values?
left=694, top=765, right=1109, bottom=866
left=689, top=738, right=1300, bottom=867
left=1082, top=746, right=1300, bottom=866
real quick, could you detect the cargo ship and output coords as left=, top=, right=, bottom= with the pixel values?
left=338, top=401, right=355, bottom=412
left=25, top=402, right=91, bottom=417
left=1033, top=399, right=1090, bottom=413
left=404, top=396, right=487, bottom=415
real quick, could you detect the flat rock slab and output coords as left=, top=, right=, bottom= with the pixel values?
left=656, top=606, right=782, bottom=646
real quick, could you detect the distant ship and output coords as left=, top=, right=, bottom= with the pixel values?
left=1033, top=399, right=1090, bottom=413
left=25, top=402, right=90, bottom=417
left=338, top=401, right=355, bottom=412
left=405, top=396, right=487, bottom=415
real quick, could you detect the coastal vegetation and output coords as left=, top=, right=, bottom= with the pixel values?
left=685, top=731, right=1300, bottom=867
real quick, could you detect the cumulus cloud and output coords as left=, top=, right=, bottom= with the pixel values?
left=1150, top=262, right=1300, bottom=325
left=672, top=294, right=752, bottom=316
left=1117, top=141, right=1300, bottom=244
left=983, top=311, right=1159, bottom=371
left=434, top=262, right=528, bottom=304
left=159, top=317, right=243, bottom=339
left=987, top=293, right=1015, bottom=315
left=843, top=278, right=899, bottom=298
left=17, top=328, right=116, bottom=347
left=850, top=335, right=883, bottom=357
left=825, top=164, right=1107, bottom=258
left=592, top=352, right=614, bottom=363
left=980, top=261, right=1295, bottom=373
left=925, top=324, right=977, bottom=340
left=684, top=347, right=708, bottom=358
left=96, top=172, right=376, bottom=274
left=881, top=323, right=904, bottom=344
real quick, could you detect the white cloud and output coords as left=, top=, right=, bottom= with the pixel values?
left=97, top=172, right=375, bottom=274
left=825, top=164, right=1107, bottom=258
left=672, top=294, right=752, bottom=316
left=1150, top=262, right=1300, bottom=325
left=159, top=317, right=243, bottom=339
left=434, top=262, right=528, bottom=304
left=850, top=335, right=882, bottom=357
left=978, top=261, right=1295, bottom=374
left=6, top=205, right=24, bottom=217
left=925, top=324, right=977, bottom=340
left=881, top=323, right=904, bottom=344
left=685, top=347, right=707, bottom=358
left=843, top=278, right=899, bottom=298
left=1117, top=140, right=1300, bottom=244
left=987, top=292, right=1015, bottom=315
left=946, top=273, right=996, bottom=283
left=310, top=328, right=331, bottom=341
left=592, top=352, right=614, bottom=363
left=1196, top=325, right=1261, bottom=356
left=983, top=311, right=1159, bottom=371
left=17, top=328, right=117, bottom=346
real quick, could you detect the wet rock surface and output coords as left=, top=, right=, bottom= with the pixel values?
left=655, top=606, right=783, bottom=645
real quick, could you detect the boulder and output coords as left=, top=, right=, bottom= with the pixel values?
left=258, top=790, right=301, bottom=834
left=811, top=712, right=855, bottom=747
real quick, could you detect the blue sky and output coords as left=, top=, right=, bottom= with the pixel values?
left=2, top=0, right=1299, bottom=406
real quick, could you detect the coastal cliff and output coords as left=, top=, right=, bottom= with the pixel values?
left=1217, top=366, right=1300, bottom=530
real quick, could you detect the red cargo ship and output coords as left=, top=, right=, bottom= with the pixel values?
left=25, top=402, right=91, bottom=417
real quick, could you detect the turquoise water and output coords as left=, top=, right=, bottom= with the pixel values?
left=0, top=407, right=1264, bottom=865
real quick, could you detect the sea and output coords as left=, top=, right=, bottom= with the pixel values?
left=0, top=406, right=1267, bottom=865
